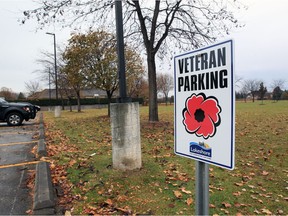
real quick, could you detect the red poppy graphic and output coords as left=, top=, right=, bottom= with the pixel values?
left=183, top=93, right=221, bottom=139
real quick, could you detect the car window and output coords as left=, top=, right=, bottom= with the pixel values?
left=0, top=98, right=7, bottom=103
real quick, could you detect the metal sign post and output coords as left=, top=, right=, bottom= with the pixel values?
left=195, top=161, right=209, bottom=215
left=115, top=0, right=130, bottom=103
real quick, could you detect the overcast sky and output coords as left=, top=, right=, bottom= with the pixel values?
left=0, top=0, right=287, bottom=94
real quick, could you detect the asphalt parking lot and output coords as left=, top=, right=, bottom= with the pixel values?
left=0, top=120, right=39, bottom=215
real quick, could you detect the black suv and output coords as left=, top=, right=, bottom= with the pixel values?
left=0, top=98, right=40, bottom=126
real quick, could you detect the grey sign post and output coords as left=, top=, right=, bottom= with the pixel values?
left=115, top=0, right=130, bottom=103
left=195, top=161, right=209, bottom=215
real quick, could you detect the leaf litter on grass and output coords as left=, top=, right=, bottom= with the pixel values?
left=43, top=102, right=288, bottom=215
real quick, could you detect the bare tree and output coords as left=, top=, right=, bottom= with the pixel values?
left=235, top=74, right=243, bottom=88
left=240, top=82, right=249, bottom=103
left=25, top=81, right=42, bottom=98
left=243, top=79, right=261, bottom=102
left=22, top=0, right=245, bottom=121
left=0, top=87, right=17, bottom=100
left=129, top=77, right=149, bottom=105
left=270, top=79, right=286, bottom=91
left=157, top=73, right=173, bottom=105
left=36, top=48, right=74, bottom=105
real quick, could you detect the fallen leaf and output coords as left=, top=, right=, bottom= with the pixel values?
left=69, top=159, right=77, bottom=167
left=235, top=182, right=244, bottom=187
left=261, top=208, right=272, bottom=215
left=233, top=191, right=242, bottom=196
left=209, top=204, right=216, bottom=208
left=222, top=202, right=232, bottom=208
left=220, top=208, right=230, bottom=214
left=262, top=171, right=269, bottom=176
left=65, top=211, right=72, bottom=216
left=105, top=199, right=113, bottom=206
left=117, top=195, right=128, bottom=202
left=186, top=197, right=193, bottom=206
left=181, top=187, right=192, bottom=194
left=115, top=206, right=132, bottom=214
left=174, top=190, right=182, bottom=198
left=277, top=209, right=284, bottom=214
left=234, top=202, right=241, bottom=208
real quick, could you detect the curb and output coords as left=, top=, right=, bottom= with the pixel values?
left=33, top=113, right=55, bottom=215
left=33, top=162, right=55, bottom=214
left=38, top=139, right=47, bottom=157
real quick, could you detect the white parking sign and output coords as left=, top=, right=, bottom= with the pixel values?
left=174, top=40, right=235, bottom=170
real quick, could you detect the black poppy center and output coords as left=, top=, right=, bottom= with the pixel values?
left=194, top=109, right=205, bottom=122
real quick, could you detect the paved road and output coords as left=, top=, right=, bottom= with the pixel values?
left=0, top=121, right=39, bottom=215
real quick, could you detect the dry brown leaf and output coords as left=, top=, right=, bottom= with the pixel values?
left=277, top=209, right=284, bottom=214
left=222, top=202, right=232, bottom=208
left=117, top=195, right=129, bottom=202
left=233, top=191, right=242, bottom=196
left=261, top=208, right=272, bottom=215
left=115, top=206, right=132, bottom=214
left=174, top=190, right=182, bottom=198
left=234, top=203, right=241, bottom=208
left=105, top=198, right=113, bottom=206
left=64, top=211, right=72, bottom=216
left=235, top=182, right=244, bottom=187
left=186, top=197, right=193, bottom=206
left=209, top=204, right=216, bottom=208
left=262, top=171, right=269, bottom=176
left=220, top=208, right=230, bottom=214
left=69, top=159, right=77, bottom=167
left=181, top=187, right=192, bottom=194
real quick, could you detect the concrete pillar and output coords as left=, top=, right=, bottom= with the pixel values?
left=54, top=106, right=61, bottom=118
left=110, top=102, right=141, bottom=170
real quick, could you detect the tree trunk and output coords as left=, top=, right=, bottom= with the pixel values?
left=76, top=90, right=81, bottom=112
left=147, top=52, right=159, bottom=122
left=107, top=90, right=113, bottom=117
left=68, top=97, right=73, bottom=112
left=165, top=95, right=168, bottom=106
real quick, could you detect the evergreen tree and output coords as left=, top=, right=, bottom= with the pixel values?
left=272, top=86, right=282, bottom=102
left=258, top=82, right=267, bottom=104
left=17, top=92, right=26, bottom=100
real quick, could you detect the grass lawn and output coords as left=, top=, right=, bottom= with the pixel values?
left=43, top=100, right=288, bottom=215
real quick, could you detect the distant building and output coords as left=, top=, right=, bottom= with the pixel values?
left=28, top=88, right=107, bottom=100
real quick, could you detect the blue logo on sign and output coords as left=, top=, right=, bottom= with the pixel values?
left=190, top=142, right=212, bottom=158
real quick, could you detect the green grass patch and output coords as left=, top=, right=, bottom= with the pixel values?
left=44, top=101, right=288, bottom=215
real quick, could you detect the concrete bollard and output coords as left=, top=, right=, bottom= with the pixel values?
left=110, top=102, right=142, bottom=170
left=54, top=106, right=61, bottom=118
